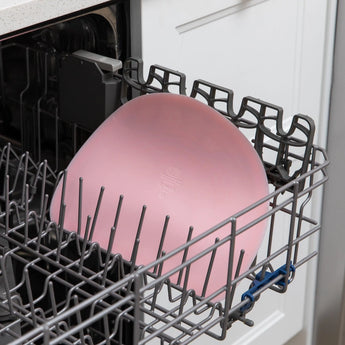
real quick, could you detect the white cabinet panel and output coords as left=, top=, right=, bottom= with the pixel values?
left=140, top=0, right=333, bottom=344
left=142, top=0, right=300, bottom=113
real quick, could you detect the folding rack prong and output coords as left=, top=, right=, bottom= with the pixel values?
left=113, top=194, right=124, bottom=229
left=179, top=263, right=192, bottom=316
left=77, top=177, right=83, bottom=237
left=20, top=152, right=29, bottom=206
left=37, top=194, right=49, bottom=250
left=48, top=282, right=58, bottom=321
left=151, top=251, right=166, bottom=311
left=79, top=215, right=91, bottom=273
left=130, top=205, right=147, bottom=272
left=5, top=174, right=9, bottom=234
left=56, top=203, right=66, bottom=261
left=39, top=160, right=48, bottom=216
left=24, top=184, right=29, bottom=245
left=102, top=226, right=117, bottom=286
left=177, top=226, right=193, bottom=285
left=73, top=295, right=86, bottom=344
left=89, top=186, right=105, bottom=242
left=225, top=249, right=246, bottom=326
left=24, top=268, right=37, bottom=327
left=154, top=215, right=170, bottom=274
left=202, top=237, right=220, bottom=297
left=222, top=218, right=237, bottom=336
left=58, top=170, right=67, bottom=226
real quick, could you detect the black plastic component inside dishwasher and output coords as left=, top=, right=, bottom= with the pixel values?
left=59, top=55, right=122, bottom=132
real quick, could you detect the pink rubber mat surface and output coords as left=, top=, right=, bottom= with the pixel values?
left=50, top=93, right=269, bottom=298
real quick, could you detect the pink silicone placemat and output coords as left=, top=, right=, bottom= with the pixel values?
left=50, top=93, right=269, bottom=298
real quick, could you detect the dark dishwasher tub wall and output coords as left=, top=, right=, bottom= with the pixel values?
left=0, top=0, right=130, bottom=171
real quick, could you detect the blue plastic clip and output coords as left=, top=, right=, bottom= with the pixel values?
left=240, top=262, right=295, bottom=313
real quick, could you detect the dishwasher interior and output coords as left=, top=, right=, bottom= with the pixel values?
left=0, top=2, right=329, bottom=344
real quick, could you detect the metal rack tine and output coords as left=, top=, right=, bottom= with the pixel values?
left=39, top=160, right=48, bottom=216
left=293, top=193, right=312, bottom=266
left=73, top=295, right=86, bottom=345
left=48, top=282, right=58, bottom=319
left=24, top=184, right=29, bottom=245
left=130, top=205, right=147, bottom=272
left=24, top=269, right=37, bottom=327
left=4, top=139, right=11, bottom=180
left=56, top=203, right=66, bottom=261
left=102, top=313, right=111, bottom=345
left=154, top=215, right=170, bottom=274
left=261, top=194, right=279, bottom=279
left=151, top=251, right=166, bottom=311
left=77, top=177, right=83, bottom=238
left=177, top=226, right=193, bottom=285
left=0, top=253, right=14, bottom=315
left=102, top=226, right=117, bottom=286
left=229, top=249, right=245, bottom=308
left=5, top=175, right=9, bottom=234
left=179, top=263, right=192, bottom=315
left=223, top=218, right=237, bottom=328
left=37, top=194, right=49, bottom=250
left=58, top=170, right=68, bottom=227
left=20, top=152, right=29, bottom=206
left=79, top=215, right=92, bottom=273
left=89, top=186, right=105, bottom=242
left=202, top=238, right=220, bottom=297
left=113, top=195, right=124, bottom=229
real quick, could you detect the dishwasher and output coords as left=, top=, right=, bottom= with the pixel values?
left=0, top=1, right=329, bottom=344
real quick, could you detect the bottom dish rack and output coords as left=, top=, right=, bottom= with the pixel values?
left=0, top=59, right=328, bottom=345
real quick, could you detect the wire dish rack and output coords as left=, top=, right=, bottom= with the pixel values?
left=0, top=57, right=328, bottom=345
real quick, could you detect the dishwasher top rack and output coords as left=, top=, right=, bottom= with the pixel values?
left=0, top=57, right=329, bottom=345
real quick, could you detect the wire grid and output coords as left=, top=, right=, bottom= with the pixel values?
left=0, top=50, right=329, bottom=344
left=0, top=134, right=328, bottom=345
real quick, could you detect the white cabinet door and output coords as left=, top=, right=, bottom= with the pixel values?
left=140, top=0, right=335, bottom=344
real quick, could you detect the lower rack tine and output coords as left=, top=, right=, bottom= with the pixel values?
left=151, top=252, right=166, bottom=311
left=39, top=160, right=48, bottom=216
left=130, top=205, right=147, bottom=271
left=227, top=249, right=245, bottom=317
left=48, top=282, right=58, bottom=320
left=89, top=186, right=105, bottom=242
left=5, top=174, right=9, bottom=234
left=56, top=203, right=66, bottom=261
left=24, top=184, right=29, bottom=245
left=37, top=194, right=49, bottom=249
left=177, top=226, right=193, bottom=285
left=73, top=295, right=86, bottom=345
left=179, top=263, right=192, bottom=316
left=202, top=238, right=220, bottom=297
left=20, top=152, right=29, bottom=205
left=154, top=215, right=170, bottom=274
left=102, top=226, right=117, bottom=286
left=77, top=177, right=83, bottom=237
left=113, top=194, right=124, bottom=229
left=79, top=215, right=91, bottom=273
left=58, top=170, right=68, bottom=225
left=24, top=269, right=37, bottom=327
left=0, top=253, right=14, bottom=315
